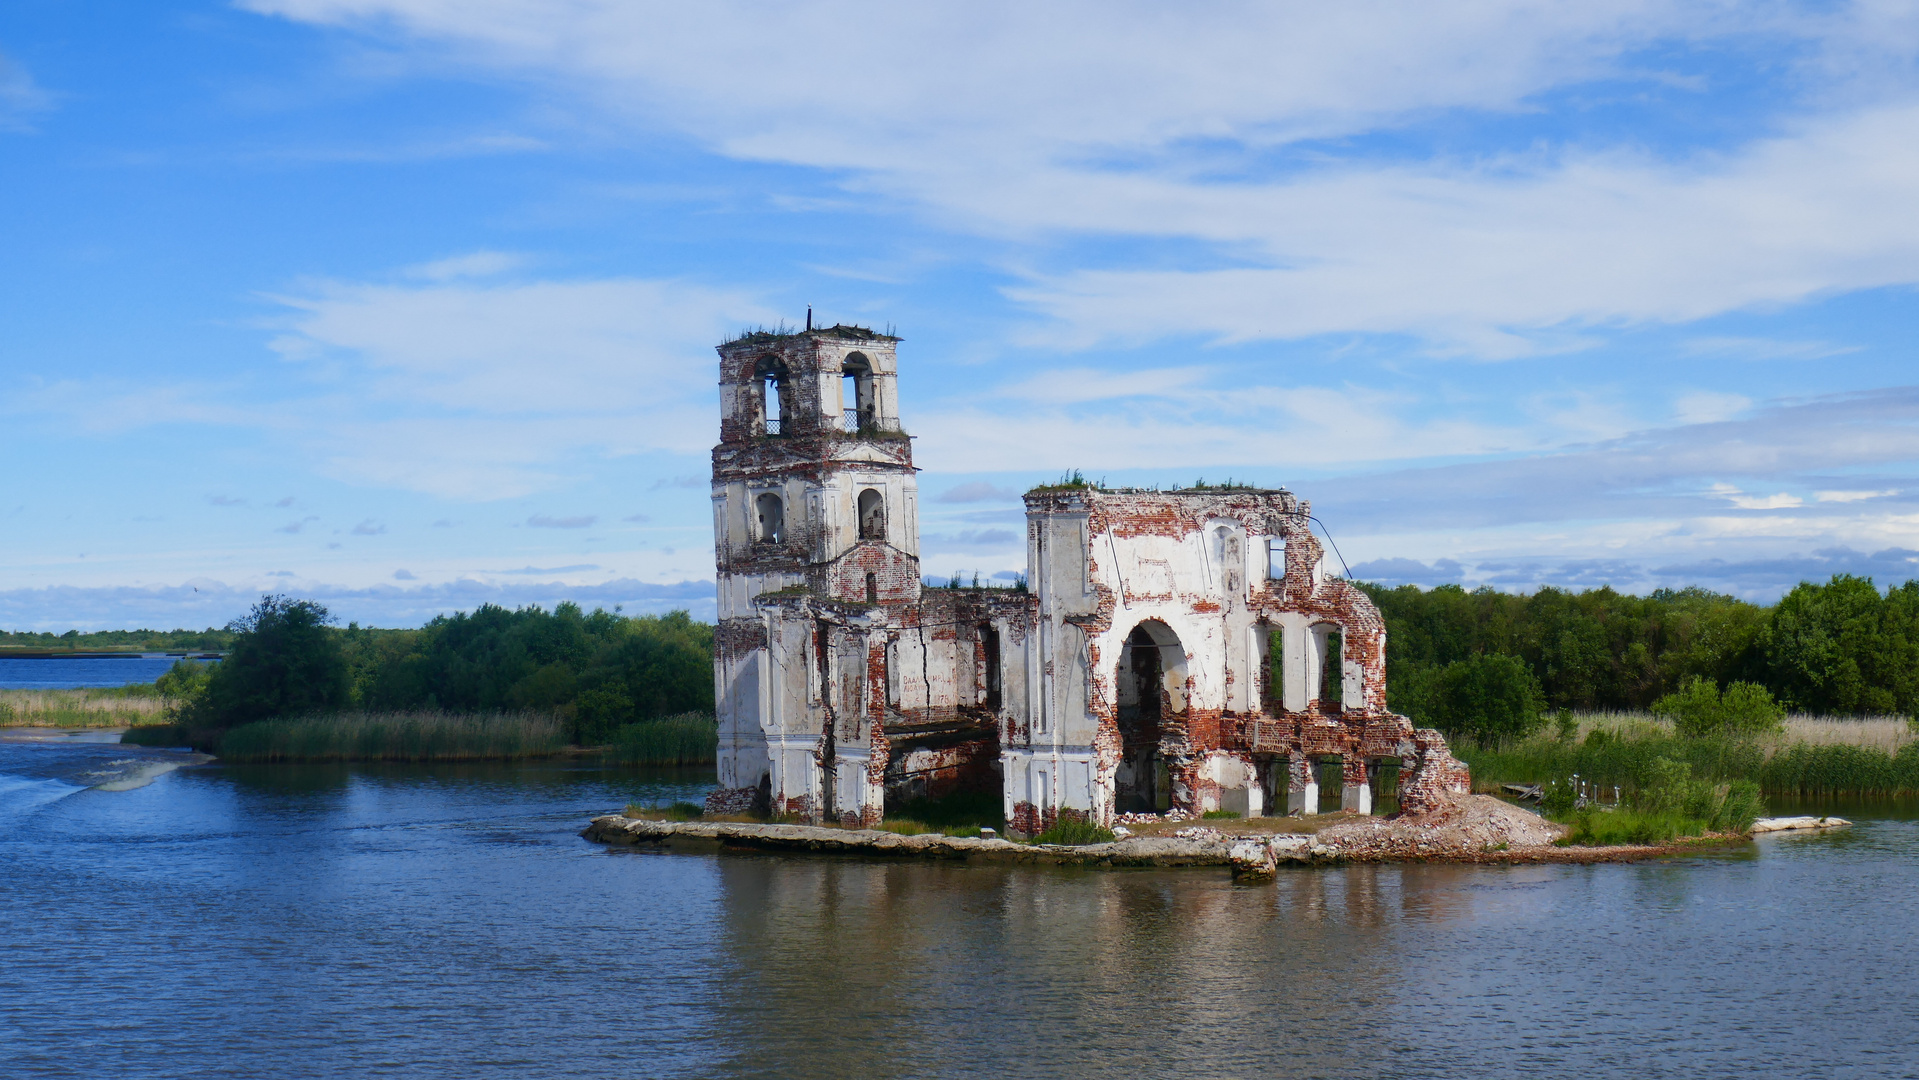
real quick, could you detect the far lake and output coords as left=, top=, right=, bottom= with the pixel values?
left=0, top=655, right=201, bottom=690
left=3, top=729, right=1915, bottom=1079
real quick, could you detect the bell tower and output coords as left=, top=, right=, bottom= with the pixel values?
left=708, top=322, right=923, bottom=811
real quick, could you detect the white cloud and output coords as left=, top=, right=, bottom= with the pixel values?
left=1674, top=391, right=1752, bottom=425
left=243, top=2, right=1919, bottom=354
left=404, top=250, right=526, bottom=280
left=255, top=273, right=774, bottom=497
left=1816, top=488, right=1898, bottom=502
left=1727, top=492, right=1804, bottom=510
left=914, top=377, right=1523, bottom=474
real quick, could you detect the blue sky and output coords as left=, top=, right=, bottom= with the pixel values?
left=4, top=1, right=1919, bottom=630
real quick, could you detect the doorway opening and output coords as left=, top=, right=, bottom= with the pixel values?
left=1115, top=619, right=1186, bottom=813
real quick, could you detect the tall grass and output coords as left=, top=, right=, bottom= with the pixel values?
left=0, top=688, right=169, bottom=728
left=1559, top=809, right=1712, bottom=846
left=597, top=713, right=717, bottom=765
left=1462, top=710, right=1919, bottom=797
left=216, top=711, right=567, bottom=762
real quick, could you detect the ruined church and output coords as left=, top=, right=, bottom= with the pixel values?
left=703, top=323, right=1470, bottom=831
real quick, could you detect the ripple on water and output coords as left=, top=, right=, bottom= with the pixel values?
left=2, top=740, right=1914, bottom=1080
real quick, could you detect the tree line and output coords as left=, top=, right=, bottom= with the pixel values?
left=1, top=627, right=235, bottom=652
left=152, top=573, right=1919, bottom=750
left=1362, top=574, right=1919, bottom=742
left=172, top=596, right=713, bottom=745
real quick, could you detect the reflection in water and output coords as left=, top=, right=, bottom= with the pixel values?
left=3, top=738, right=1916, bottom=1080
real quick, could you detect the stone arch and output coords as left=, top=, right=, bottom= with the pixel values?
left=857, top=487, right=886, bottom=541
left=1307, top=619, right=1344, bottom=713
left=754, top=355, right=790, bottom=434
left=1114, top=619, right=1188, bottom=813
left=841, top=351, right=873, bottom=431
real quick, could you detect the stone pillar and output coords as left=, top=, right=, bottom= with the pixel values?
left=1400, top=728, right=1472, bottom=816
left=1287, top=753, right=1318, bottom=816
left=1342, top=757, right=1372, bottom=815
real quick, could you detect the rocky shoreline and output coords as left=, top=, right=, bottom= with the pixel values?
left=581, top=794, right=1748, bottom=877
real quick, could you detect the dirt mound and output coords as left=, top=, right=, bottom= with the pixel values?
left=1316, top=793, right=1564, bottom=859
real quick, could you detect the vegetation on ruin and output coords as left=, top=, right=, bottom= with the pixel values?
left=214, top=711, right=568, bottom=762
left=1460, top=711, right=1919, bottom=798
left=625, top=801, right=704, bottom=821
left=1174, top=477, right=1261, bottom=491
left=1030, top=816, right=1118, bottom=845
left=1027, top=469, right=1106, bottom=493
left=721, top=321, right=898, bottom=346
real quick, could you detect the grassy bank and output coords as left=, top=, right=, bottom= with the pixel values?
left=213, top=711, right=568, bottom=762
left=598, top=714, right=717, bottom=766
left=0, top=687, right=169, bottom=728
left=1461, top=711, right=1919, bottom=798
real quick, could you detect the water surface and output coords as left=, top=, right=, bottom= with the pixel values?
left=3, top=730, right=1915, bottom=1079
left=0, top=654, right=191, bottom=689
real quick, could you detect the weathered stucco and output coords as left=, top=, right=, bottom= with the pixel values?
left=707, top=323, right=1467, bottom=830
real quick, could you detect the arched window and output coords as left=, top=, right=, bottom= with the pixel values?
left=754, top=355, right=788, bottom=435
left=755, top=492, right=784, bottom=543
left=1212, top=524, right=1243, bottom=593
left=841, top=352, right=872, bottom=432
left=857, top=488, right=885, bottom=541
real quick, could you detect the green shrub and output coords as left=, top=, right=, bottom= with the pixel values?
left=1542, top=756, right=1766, bottom=842
left=185, top=596, right=350, bottom=731
left=1201, top=809, right=1241, bottom=819
left=1554, top=708, right=1578, bottom=740
left=1539, top=778, right=1576, bottom=816
left=1651, top=677, right=1784, bottom=737
left=878, top=819, right=930, bottom=835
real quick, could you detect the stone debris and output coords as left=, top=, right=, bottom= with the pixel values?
left=1751, top=816, right=1852, bottom=833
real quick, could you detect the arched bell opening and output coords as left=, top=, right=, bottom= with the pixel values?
left=754, top=355, right=791, bottom=435
left=840, top=352, right=873, bottom=432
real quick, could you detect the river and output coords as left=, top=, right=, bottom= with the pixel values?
left=3, top=728, right=1915, bottom=1079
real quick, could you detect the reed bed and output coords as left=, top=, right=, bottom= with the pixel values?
left=597, top=713, right=717, bottom=766
left=1461, top=710, right=1919, bottom=797
left=0, top=688, right=169, bottom=728
left=216, top=711, right=567, bottom=762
